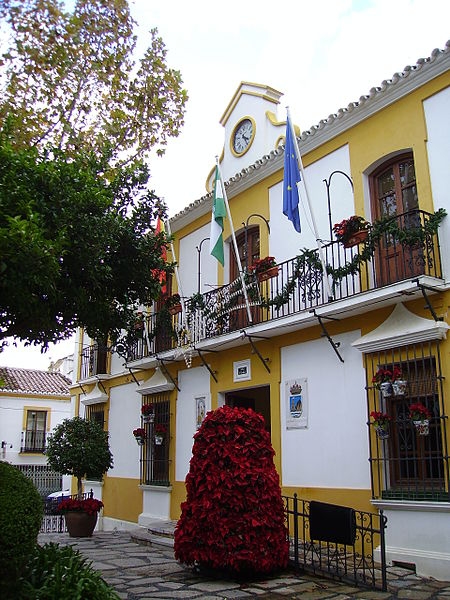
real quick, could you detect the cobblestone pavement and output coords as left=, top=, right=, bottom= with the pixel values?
left=38, top=529, right=450, bottom=599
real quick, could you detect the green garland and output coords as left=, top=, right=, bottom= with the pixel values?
left=265, top=208, right=447, bottom=308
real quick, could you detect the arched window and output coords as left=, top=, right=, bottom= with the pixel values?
left=370, top=153, right=418, bottom=220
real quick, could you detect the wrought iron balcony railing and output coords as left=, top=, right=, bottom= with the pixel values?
left=21, top=429, right=46, bottom=453
left=125, top=209, right=444, bottom=363
left=80, top=342, right=109, bottom=380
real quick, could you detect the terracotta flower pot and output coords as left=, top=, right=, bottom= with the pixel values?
left=257, top=266, right=279, bottom=282
left=64, top=511, right=98, bottom=537
left=168, top=304, right=182, bottom=315
left=343, top=229, right=369, bottom=248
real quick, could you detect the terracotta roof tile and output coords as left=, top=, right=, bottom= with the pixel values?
left=0, top=366, right=70, bottom=396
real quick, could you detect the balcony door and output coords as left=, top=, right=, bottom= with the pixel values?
left=25, top=410, right=46, bottom=452
left=370, top=154, right=421, bottom=286
left=229, top=226, right=260, bottom=329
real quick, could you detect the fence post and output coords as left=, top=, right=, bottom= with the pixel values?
left=379, top=509, right=388, bottom=592
left=293, top=493, right=299, bottom=568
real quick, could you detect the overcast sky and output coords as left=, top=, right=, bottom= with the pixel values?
left=1, top=0, right=449, bottom=370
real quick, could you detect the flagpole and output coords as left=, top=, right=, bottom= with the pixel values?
left=216, top=158, right=253, bottom=324
left=286, top=108, right=333, bottom=302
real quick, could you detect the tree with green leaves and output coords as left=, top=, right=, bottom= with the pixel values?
left=0, top=0, right=188, bottom=168
left=0, top=0, right=186, bottom=349
left=0, top=130, right=173, bottom=348
left=45, top=417, right=114, bottom=499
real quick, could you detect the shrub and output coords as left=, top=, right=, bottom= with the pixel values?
left=174, top=406, right=289, bottom=575
left=46, top=417, right=113, bottom=499
left=21, top=543, right=120, bottom=599
left=0, top=461, right=43, bottom=598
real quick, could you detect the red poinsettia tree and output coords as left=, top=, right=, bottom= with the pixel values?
left=174, top=405, right=289, bottom=575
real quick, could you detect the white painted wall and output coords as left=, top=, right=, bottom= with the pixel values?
left=175, top=366, right=211, bottom=481
left=269, top=145, right=353, bottom=263
left=424, top=86, right=450, bottom=283
left=108, top=381, right=141, bottom=479
left=280, top=330, right=370, bottom=489
left=178, top=222, right=217, bottom=298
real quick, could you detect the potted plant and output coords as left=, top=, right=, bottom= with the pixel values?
left=154, top=424, right=167, bottom=445
left=332, top=215, right=370, bottom=248
left=372, top=367, right=394, bottom=397
left=409, top=402, right=432, bottom=435
left=133, top=427, right=146, bottom=445
left=45, top=417, right=113, bottom=537
left=57, top=496, right=104, bottom=537
left=141, top=403, right=154, bottom=423
left=165, top=293, right=182, bottom=315
left=370, top=410, right=391, bottom=440
left=249, top=256, right=279, bottom=282
left=391, top=367, right=407, bottom=396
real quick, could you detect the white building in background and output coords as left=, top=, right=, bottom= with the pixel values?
left=0, top=366, right=72, bottom=495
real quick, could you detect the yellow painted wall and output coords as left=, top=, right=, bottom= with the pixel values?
left=102, top=476, right=142, bottom=523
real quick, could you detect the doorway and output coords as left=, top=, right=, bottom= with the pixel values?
left=225, top=385, right=271, bottom=435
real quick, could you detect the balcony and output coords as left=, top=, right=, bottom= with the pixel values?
left=125, top=210, right=445, bottom=365
left=80, top=342, right=110, bottom=381
left=21, top=430, right=46, bottom=453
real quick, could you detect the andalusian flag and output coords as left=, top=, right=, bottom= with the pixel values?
left=209, top=165, right=226, bottom=265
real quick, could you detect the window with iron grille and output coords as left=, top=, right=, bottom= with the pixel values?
left=21, top=410, right=47, bottom=453
left=140, top=392, right=170, bottom=486
left=85, top=403, right=105, bottom=429
left=366, top=341, right=449, bottom=501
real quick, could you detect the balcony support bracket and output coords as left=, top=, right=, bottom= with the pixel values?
left=127, top=368, right=140, bottom=386
left=95, top=377, right=108, bottom=395
left=78, top=383, right=88, bottom=395
left=310, top=309, right=344, bottom=363
left=196, top=349, right=218, bottom=383
left=157, top=358, right=180, bottom=392
left=413, top=280, right=444, bottom=322
left=241, top=330, right=271, bottom=373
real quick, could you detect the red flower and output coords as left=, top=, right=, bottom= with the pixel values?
left=155, top=424, right=167, bottom=434
left=57, top=498, right=103, bottom=515
left=370, top=411, right=391, bottom=427
left=248, top=256, right=277, bottom=275
left=133, top=427, right=146, bottom=437
left=332, top=215, right=369, bottom=244
left=174, top=405, right=289, bottom=575
left=409, top=403, right=431, bottom=421
left=141, top=404, right=154, bottom=415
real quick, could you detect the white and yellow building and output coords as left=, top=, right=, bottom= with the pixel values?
left=72, top=42, right=450, bottom=579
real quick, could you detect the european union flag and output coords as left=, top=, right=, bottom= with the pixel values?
left=283, top=116, right=301, bottom=233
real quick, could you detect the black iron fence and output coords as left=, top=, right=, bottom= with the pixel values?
left=283, top=495, right=387, bottom=591
left=40, top=490, right=94, bottom=534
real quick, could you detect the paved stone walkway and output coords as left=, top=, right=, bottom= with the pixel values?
left=38, top=528, right=450, bottom=599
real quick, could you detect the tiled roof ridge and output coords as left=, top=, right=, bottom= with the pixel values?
left=0, top=365, right=71, bottom=395
left=171, top=40, right=449, bottom=222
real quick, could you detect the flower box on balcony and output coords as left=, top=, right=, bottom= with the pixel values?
left=257, top=266, right=279, bottom=282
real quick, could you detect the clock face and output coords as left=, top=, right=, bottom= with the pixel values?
left=232, top=118, right=254, bottom=155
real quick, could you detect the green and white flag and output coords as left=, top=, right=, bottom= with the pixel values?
left=209, top=165, right=226, bottom=265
